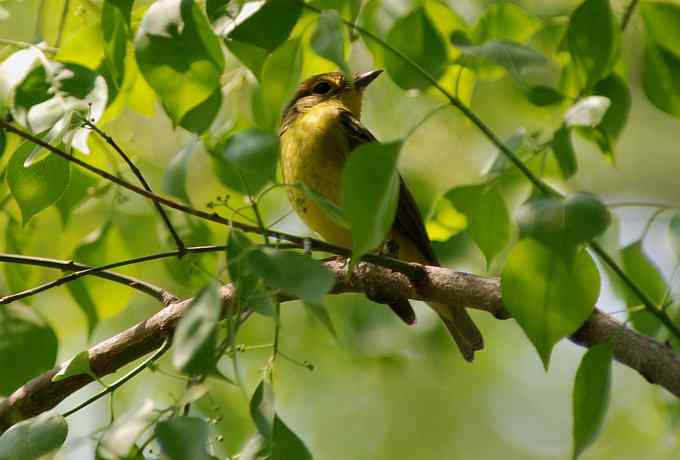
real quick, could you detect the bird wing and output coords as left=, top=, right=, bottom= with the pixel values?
left=340, top=110, right=439, bottom=266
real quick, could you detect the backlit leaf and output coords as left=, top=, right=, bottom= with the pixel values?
left=342, top=141, right=401, bottom=261
left=501, top=239, right=600, bottom=368
left=51, top=350, right=93, bottom=382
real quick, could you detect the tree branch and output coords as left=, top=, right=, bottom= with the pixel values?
left=1, top=258, right=679, bottom=433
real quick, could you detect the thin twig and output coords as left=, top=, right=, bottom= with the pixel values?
left=62, top=339, right=170, bottom=418
left=621, top=0, right=640, bottom=31
left=0, top=245, right=227, bottom=306
left=54, top=0, right=70, bottom=49
left=0, top=253, right=174, bottom=304
left=83, top=120, right=186, bottom=255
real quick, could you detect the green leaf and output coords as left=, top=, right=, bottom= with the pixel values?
left=567, top=0, right=620, bottom=89
left=501, top=239, right=600, bottom=369
left=250, top=380, right=275, bottom=440
left=173, top=284, right=221, bottom=374
left=311, top=9, right=350, bottom=77
left=592, top=74, right=631, bottom=143
left=445, top=184, right=512, bottom=267
left=641, top=1, right=680, bottom=55
left=517, top=192, right=611, bottom=250
left=342, top=141, right=401, bottom=261
left=298, top=182, right=348, bottom=229
left=669, top=213, right=680, bottom=259
left=0, top=305, right=58, bottom=395
left=272, top=415, right=313, bottom=460
left=253, top=38, right=302, bottom=130
left=642, top=41, right=680, bottom=117
left=0, top=127, right=6, bottom=157
left=163, top=219, right=218, bottom=287
left=249, top=250, right=334, bottom=304
left=226, top=39, right=269, bottom=78
left=55, top=167, right=98, bottom=226
left=51, top=350, right=93, bottom=382
left=98, top=400, right=155, bottom=459
left=163, top=141, right=195, bottom=204
left=454, top=40, right=547, bottom=76
left=4, top=218, right=38, bottom=296
left=527, top=85, right=565, bottom=106
left=135, top=0, right=225, bottom=128
left=472, top=2, right=539, bottom=44
left=156, top=416, right=211, bottom=460
left=304, top=303, right=337, bottom=338
left=384, top=7, right=447, bottom=89
left=66, top=280, right=99, bottom=338
left=212, top=129, right=279, bottom=195
left=7, top=140, right=70, bottom=224
left=565, top=96, right=611, bottom=127
left=228, top=0, right=302, bottom=52
left=572, top=343, right=613, bottom=460
left=357, top=0, right=386, bottom=66
left=552, top=126, right=577, bottom=179
left=0, top=412, right=68, bottom=460
left=621, top=241, right=667, bottom=336
left=101, top=0, right=131, bottom=100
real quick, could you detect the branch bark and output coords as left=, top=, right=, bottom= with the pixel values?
left=1, top=258, right=679, bottom=433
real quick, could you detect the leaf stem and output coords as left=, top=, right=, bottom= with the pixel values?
left=83, top=119, right=186, bottom=255
left=62, top=339, right=170, bottom=418
left=621, top=0, right=640, bottom=31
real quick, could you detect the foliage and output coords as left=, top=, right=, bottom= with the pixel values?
left=0, top=0, right=679, bottom=459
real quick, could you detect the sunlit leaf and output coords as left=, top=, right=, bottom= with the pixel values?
left=384, top=7, right=447, bottom=90
left=172, top=283, right=221, bottom=374
left=0, top=304, right=58, bottom=395
left=212, top=129, right=279, bottom=195
left=250, top=380, right=275, bottom=439
left=552, top=126, right=577, bottom=178
left=0, top=412, right=67, bottom=460
left=426, top=194, right=467, bottom=242
left=501, top=239, right=600, bottom=369
left=135, top=0, right=225, bottom=129
left=517, top=192, right=611, bottom=250
left=565, top=96, right=611, bottom=127
left=472, top=2, right=539, bottom=44
left=621, top=241, right=667, bottom=336
left=253, top=38, right=302, bottom=130
left=272, top=415, right=313, bottom=460
left=572, top=343, right=613, bottom=460
left=567, top=0, right=620, bottom=88
left=228, top=0, right=302, bottom=52
left=7, top=140, right=70, bottom=225
left=156, top=416, right=211, bottom=460
left=445, top=184, right=512, bottom=267
left=311, top=9, right=350, bottom=77
left=249, top=250, right=334, bottom=304
left=342, top=141, right=401, bottom=261
left=51, top=350, right=93, bottom=382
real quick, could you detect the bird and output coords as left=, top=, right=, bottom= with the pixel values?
left=279, top=70, right=483, bottom=361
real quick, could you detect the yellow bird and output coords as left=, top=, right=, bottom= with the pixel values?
left=279, top=70, right=483, bottom=361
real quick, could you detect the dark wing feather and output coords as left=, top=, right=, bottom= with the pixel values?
left=340, top=111, right=439, bottom=266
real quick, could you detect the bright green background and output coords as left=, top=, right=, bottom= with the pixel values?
left=2, top=0, right=680, bottom=459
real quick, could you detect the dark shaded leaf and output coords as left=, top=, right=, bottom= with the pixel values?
left=0, top=305, right=58, bottom=395
left=552, top=126, right=577, bottom=178
left=250, top=380, right=275, bottom=439
left=642, top=41, right=680, bottom=117
left=228, top=0, right=302, bottom=52
left=527, top=85, right=564, bottom=106
left=156, top=416, right=211, bottom=460
left=593, top=74, right=631, bottom=142
left=271, top=415, right=313, bottom=460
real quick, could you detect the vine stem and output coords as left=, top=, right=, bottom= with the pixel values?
left=298, top=1, right=680, bottom=341
left=61, top=339, right=170, bottom=418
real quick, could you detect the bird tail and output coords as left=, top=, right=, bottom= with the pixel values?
left=429, top=303, right=484, bottom=362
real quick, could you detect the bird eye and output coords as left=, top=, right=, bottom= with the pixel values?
left=312, top=81, right=332, bottom=94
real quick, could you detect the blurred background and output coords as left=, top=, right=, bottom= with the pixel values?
left=2, top=0, right=680, bottom=458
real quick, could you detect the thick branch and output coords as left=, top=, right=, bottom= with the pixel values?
left=2, top=259, right=679, bottom=432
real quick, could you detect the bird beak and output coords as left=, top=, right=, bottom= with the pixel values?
left=353, top=69, right=383, bottom=90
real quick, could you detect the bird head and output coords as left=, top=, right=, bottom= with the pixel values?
left=282, top=69, right=382, bottom=120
